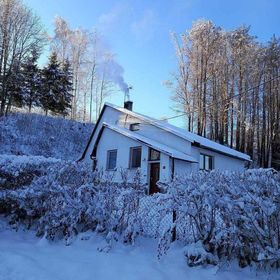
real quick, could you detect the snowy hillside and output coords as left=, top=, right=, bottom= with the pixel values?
left=0, top=113, right=93, bottom=160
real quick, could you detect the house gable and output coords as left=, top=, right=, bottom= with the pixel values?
left=80, top=103, right=250, bottom=163
left=101, top=103, right=250, bottom=161
left=95, top=123, right=197, bottom=163
left=95, top=126, right=172, bottom=183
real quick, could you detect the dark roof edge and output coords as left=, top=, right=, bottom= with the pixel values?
left=192, top=142, right=252, bottom=162
left=77, top=104, right=107, bottom=161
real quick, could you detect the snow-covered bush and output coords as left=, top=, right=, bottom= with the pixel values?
left=0, top=155, right=279, bottom=269
left=167, top=169, right=280, bottom=269
left=0, top=156, right=146, bottom=246
left=184, top=241, right=218, bottom=267
left=0, top=155, right=61, bottom=190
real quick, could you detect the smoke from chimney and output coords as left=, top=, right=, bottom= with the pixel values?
left=89, top=31, right=130, bottom=101
left=97, top=54, right=130, bottom=100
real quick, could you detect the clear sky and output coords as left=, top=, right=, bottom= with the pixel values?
left=24, top=0, right=280, bottom=126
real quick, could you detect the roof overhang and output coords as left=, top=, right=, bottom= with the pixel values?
left=104, top=102, right=250, bottom=162
left=102, top=122, right=198, bottom=163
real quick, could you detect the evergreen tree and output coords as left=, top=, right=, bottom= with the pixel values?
left=20, top=49, right=42, bottom=112
left=58, top=59, right=73, bottom=116
left=4, top=60, right=24, bottom=114
left=41, top=52, right=73, bottom=116
left=41, top=52, right=62, bottom=115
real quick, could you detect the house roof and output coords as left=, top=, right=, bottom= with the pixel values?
left=102, top=122, right=198, bottom=163
left=104, top=103, right=251, bottom=161
left=79, top=102, right=250, bottom=162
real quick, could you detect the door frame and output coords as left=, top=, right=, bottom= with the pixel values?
left=148, top=161, right=160, bottom=195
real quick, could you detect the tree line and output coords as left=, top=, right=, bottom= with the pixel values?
left=168, top=20, right=280, bottom=169
left=0, top=0, right=127, bottom=121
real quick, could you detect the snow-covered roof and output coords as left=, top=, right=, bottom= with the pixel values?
left=104, top=102, right=251, bottom=161
left=102, top=122, right=198, bottom=163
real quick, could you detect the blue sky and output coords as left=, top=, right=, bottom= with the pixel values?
left=24, top=0, right=280, bottom=126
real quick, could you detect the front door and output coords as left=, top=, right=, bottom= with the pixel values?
left=149, top=162, right=160, bottom=194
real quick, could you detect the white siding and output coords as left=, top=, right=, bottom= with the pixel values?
left=84, top=107, right=123, bottom=163
left=95, top=128, right=171, bottom=184
left=191, top=146, right=246, bottom=171
left=173, top=159, right=195, bottom=177
left=172, top=146, right=246, bottom=176
left=119, top=114, right=192, bottom=155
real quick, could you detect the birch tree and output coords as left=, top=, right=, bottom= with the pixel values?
left=169, top=20, right=280, bottom=169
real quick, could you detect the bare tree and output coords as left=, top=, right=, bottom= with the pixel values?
left=168, top=20, right=280, bottom=169
left=0, top=0, right=46, bottom=116
left=52, top=19, right=126, bottom=122
left=52, top=16, right=71, bottom=64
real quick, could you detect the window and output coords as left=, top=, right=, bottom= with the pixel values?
left=200, top=154, right=213, bottom=170
left=149, top=148, right=160, bottom=161
left=130, top=147, right=142, bottom=168
left=129, top=123, right=140, bottom=131
left=107, top=150, right=117, bottom=170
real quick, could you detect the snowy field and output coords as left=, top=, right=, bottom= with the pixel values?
left=0, top=228, right=278, bottom=280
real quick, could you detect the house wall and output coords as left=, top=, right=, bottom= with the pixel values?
left=191, top=146, right=246, bottom=171
left=95, top=128, right=171, bottom=184
left=84, top=106, right=122, bottom=164
left=173, top=159, right=195, bottom=177
left=119, top=114, right=192, bottom=155
left=84, top=105, right=247, bottom=180
left=172, top=146, right=246, bottom=177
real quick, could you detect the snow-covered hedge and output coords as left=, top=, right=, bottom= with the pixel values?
left=166, top=169, right=280, bottom=268
left=0, top=155, right=279, bottom=269
left=0, top=155, right=61, bottom=190
left=0, top=156, right=146, bottom=247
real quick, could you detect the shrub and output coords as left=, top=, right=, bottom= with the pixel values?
left=0, top=155, right=279, bottom=269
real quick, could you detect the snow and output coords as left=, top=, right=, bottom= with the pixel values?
left=0, top=226, right=276, bottom=280
left=0, top=113, right=93, bottom=160
left=102, top=122, right=198, bottom=162
left=0, top=154, right=61, bottom=174
left=104, top=103, right=250, bottom=161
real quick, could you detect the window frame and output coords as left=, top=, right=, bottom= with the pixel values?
left=149, top=148, right=160, bottom=161
left=129, top=146, right=142, bottom=169
left=129, top=123, right=140, bottom=131
left=199, top=153, right=214, bottom=171
left=106, top=149, right=118, bottom=171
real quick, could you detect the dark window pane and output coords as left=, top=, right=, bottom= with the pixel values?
left=149, top=148, right=160, bottom=161
left=199, top=154, right=204, bottom=169
left=131, top=147, right=142, bottom=168
left=205, top=155, right=210, bottom=170
left=107, top=150, right=117, bottom=170
left=208, top=156, right=213, bottom=170
left=129, top=123, right=140, bottom=131
left=200, top=154, right=213, bottom=170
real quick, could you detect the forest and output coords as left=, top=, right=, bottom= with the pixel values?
left=168, top=20, right=280, bottom=169
left=0, top=0, right=127, bottom=122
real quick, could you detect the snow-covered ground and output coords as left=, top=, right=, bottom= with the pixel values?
left=0, top=228, right=277, bottom=280
left=0, top=113, right=93, bottom=160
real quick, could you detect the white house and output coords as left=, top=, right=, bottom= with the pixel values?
left=80, top=102, right=250, bottom=194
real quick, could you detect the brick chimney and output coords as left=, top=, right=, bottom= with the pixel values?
left=124, top=101, right=133, bottom=111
